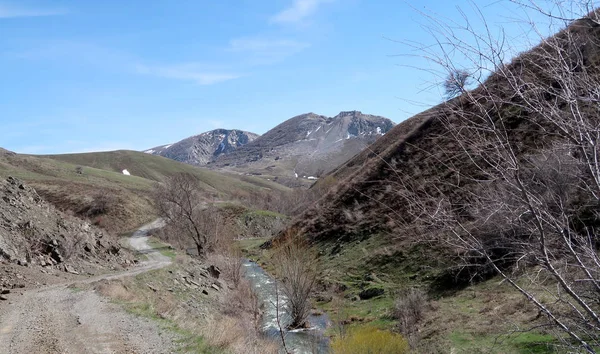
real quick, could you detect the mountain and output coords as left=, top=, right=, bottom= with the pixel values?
left=210, top=111, right=394, bottom=186
left=144, top=129, right=259, bottom=165
left=283, top=13, right=600, bottom=291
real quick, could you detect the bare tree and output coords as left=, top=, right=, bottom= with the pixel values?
left=272, top=231, right=319, bottom=329
left=154, top=173, right=222, bottom=256
left=443, top=69, right=471, bottom=99
left=396, top=1, right=600, bottom=352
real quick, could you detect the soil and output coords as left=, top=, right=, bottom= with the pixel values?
left=0, top=220, right=175, bottom=354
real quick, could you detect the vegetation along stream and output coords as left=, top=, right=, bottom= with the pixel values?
left=242, top=260, right=330, bottom=354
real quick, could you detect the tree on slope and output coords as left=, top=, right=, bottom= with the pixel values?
left=154, top=173, right=222, bottom=256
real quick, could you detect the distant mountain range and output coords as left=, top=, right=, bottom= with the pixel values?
left=144, top=111, right=394, bottom=186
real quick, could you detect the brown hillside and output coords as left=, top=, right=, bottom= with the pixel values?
left=289, top=15, right=600, bottom=283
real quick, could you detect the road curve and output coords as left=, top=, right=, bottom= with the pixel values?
left=0, top=219, right=174, bottom=354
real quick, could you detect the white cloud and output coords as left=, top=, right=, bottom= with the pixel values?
left=270, top=0, right=332, bottom=25
left=228, top=37, right=309, bottom=64
left=136, top=63, right=241, bottom=85
left=0, top=3, right=67, bottom=18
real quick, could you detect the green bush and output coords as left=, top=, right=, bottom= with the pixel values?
left=330, top=327, right=409, bottom=354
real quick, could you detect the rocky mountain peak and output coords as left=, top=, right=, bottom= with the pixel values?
left=144, top=128, right=259, bottom=165
left=210, top=111, right=395, bottom=185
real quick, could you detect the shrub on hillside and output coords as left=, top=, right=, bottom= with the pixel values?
left=393, top=288, right=426, bottom=332
left=330, top=327, right=409, bottom=354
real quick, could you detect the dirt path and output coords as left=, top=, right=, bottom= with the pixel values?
left=0, top=220, right=175, bottom=354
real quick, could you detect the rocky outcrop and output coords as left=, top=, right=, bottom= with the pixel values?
left=144, top=129, right=259, bottom=165
left=0, top=176, right=132, bottom=278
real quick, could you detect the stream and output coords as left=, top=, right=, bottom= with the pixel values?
left=242, top=260, right=330, bottom=354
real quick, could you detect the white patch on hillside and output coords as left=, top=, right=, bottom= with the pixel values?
left=122, top=169, right=131, bottom=176
left=307, top=176, right=318, bottom=180
left=144, top=149, right=155, bottom=154
left=376, top=127, right=382, bottom=134
left=164, top=144, right=173, bottom=149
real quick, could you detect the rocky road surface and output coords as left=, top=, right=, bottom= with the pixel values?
left=0, top=219, right=174, bottom=354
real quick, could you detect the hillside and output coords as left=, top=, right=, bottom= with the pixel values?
left=270, top=13, right=600, bottom=351
left=0, top=150, right=288, bottom=233
left=210, top=111, right=394, bottom=186
left=0, top=175, right=133, bottom=288
left=292, top=15, right=600, bottom=275
left=144, top=129, right=259, bottom=165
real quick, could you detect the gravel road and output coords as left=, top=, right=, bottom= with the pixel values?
left=0, top=219, right=175, bottom=354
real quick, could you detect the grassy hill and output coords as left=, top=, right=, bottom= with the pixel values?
left=0, top=149, right=288, bottom=233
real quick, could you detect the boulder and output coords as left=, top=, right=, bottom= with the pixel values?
left=358, top=287, right=385, bottom=300
left=207, top=265, right=220, bottom=279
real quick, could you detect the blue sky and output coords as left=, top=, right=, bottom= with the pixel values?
left=0, top=0, right=561, bottom=154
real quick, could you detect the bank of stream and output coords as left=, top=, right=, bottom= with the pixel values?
left=242, top=260, right=330, bottom=354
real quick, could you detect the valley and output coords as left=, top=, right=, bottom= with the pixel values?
left=3, top=1, right=600, bottom=353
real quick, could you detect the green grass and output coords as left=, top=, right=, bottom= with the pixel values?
left=0, top=149, right=290, bottom=234
left=42, top=150, right=289, bottom=194
left=448, top=331, right=559, bottom=353
left=147, top=237, right=177, bottom=259
left=242, top=209, right=287, bottom=218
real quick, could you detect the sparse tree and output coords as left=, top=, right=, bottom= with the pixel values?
left=154, top=173, right=222, bottom=256
left=398, top=1, right=600, bottom=352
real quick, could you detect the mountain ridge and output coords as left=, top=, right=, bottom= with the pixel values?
left=210, top=110, right=394, bottom=185
left=144, top=129, right=259, bottom=166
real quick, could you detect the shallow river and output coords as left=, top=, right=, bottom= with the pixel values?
left=242, top=260, right=330, bottom=354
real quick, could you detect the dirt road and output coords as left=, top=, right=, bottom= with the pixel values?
left=0, top=220, right=175, bottom=354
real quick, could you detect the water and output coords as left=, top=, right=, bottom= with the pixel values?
left=242, top=260, right=330, bottom=354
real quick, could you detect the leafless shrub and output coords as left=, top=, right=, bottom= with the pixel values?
left=393, top=288, right=427, bottom=345
left=272, top=230, right=319, bottom=329
left=216, top=276, right=275, bottom=353
left=224, top=248, right=244, bottom=288
left=154, top=173, right=225, bottom=256
left=79, top=192, right=117, bottom=218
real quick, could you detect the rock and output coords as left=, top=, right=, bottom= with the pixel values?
left=315, top=294, right=333, bottom=303
left=207, top=265, right=220, bottom=279
left=0, top=289, right=9, bottom=294
left=202, top=289, right=209, bottom=295
left=0, top=295, right=7, bottom=300
left=211, top=284, right=220, bottom=291
left=358, top=287, right=385, bottom=300
left=63, top=264, right=79, bottom=275
left=147, top=284, right=158, bottom=292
